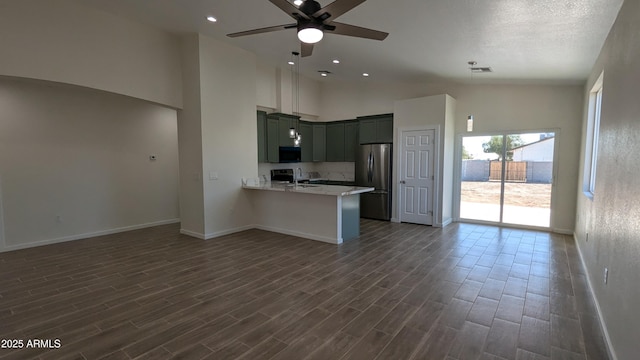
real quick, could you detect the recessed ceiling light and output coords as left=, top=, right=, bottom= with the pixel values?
left=288, top=61, right=295, bottom=65
left=332, top=59, right=340, bottom=64
left=206, top=16, right=217, bottom=22
left=362, top=73, right=370, bottom=77
left=294, top=0, right=303, bottom=5
left=321, top=73, right=327, bottom=77
left=318, top=70, right=331, bottom=77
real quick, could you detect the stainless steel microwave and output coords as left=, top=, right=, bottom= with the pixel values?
left=279, top=146, right=301, bottom=163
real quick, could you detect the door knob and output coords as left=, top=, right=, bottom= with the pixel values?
left=400, top=180, right=406, bottom=184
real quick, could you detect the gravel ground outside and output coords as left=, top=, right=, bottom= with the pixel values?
left=461, top=181, right=552, bottom=208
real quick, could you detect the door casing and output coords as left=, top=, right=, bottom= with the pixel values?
left=396, top=125, right=440, bottom=225
left=453, top=128, right=560, bottom=231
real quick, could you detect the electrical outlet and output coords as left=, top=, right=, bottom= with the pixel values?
left=604, top=267, right=608, bottom=284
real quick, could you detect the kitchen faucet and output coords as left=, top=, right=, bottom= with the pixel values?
left=295, top=167, right=302, bottom=186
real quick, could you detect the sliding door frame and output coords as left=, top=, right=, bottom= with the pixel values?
left=453, top=128, right=561, bottom=231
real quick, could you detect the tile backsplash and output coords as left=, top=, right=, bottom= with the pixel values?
left=258, top=162, right=355, bottom=181
left=316, top=162, right=355, bottom=181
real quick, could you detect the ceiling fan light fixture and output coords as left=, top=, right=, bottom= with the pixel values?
left=298, top=27, right=323, bottom=44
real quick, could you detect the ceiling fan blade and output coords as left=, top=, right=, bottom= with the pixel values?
left=269, top=0, right=309, bottom=20
left=227, top=23, right=297, bottom=38
left=301, top=42, right=314, bottom=57
left=328, top=21, right=388, bottom=40
left=313, top=0, right=366, bottom=22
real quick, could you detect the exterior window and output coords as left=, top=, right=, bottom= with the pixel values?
left=584, top=72, right=603, bottom=197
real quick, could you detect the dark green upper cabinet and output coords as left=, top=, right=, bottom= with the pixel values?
left=358, top=120, right=377, bottom=144
left=299, top=121, right=313, bottom=162
left=257, top=113, right=369, bottom=164
left=312, top=123, right=326, bottom=162
left=271, top=113, right=299, bottom=148
left=265, top=113, right=301, bottom=163
left=278, top=117, right=294, bottom=147
left=324, top=120, right=358, bottom=162
left=326, top=123, right=345, bottom=162
left=266, top=117, right=279, bottom=162
left=344, top=121, right=358, bottom=161
left=357, top=114, right=393, bottom=144
left=376, top=117, right=393, bottom=143
left=257, top=111, right=267, bottom=163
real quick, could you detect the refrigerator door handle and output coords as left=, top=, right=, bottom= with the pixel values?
left=370, top=152, right=375, bottom=183
left=367, top=152, right=372, bottom=182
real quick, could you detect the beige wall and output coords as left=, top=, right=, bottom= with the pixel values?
left=0, top=78, right=180, bottom=251
left=198, top=35, right=258, bottom=238
left=574, top=0, right=640, bottom=358
left=256, top=62, right=322, bottom=119
left=0, top=0, right=182, bottom=108
left=177, top=34, right=259, bottom=239
left=176, top=35, right=205, bottom=237
left=393, top=94, right=455, bottom=226
left=320, top=81, right=584, bottom=233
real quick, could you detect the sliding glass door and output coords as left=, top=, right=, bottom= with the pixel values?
left=459, top=132, right=555, bottom=228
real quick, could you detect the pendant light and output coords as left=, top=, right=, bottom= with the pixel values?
left=289, top=52, right=302, bottom=146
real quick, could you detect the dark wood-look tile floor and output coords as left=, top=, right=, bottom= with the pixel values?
left=0, top=220, right=609, bottom=360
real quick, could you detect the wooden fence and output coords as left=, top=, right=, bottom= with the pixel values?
left=489, top=161, right=527, bottom=182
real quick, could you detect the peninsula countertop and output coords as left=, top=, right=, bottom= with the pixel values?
left=242, top=182, right=374, bottom=197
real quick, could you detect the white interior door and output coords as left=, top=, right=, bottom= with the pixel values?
left=400, top=129, right=435, bottom=225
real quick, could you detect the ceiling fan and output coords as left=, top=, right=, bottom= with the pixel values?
left=227, top=0, right=388, bottom=57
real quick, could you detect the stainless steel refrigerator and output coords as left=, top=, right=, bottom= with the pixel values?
left=356, top=143, right=392, bottom=220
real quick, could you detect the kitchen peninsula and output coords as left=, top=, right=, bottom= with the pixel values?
left=243, top=183, right=374, bottom=244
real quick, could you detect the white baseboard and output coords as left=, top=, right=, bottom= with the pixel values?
left=434, top=218, right=453, bottom=228
left=204, top=225, right=255, bottom=240
left=254, top=224, right=340, bottom=244
left=179, top=228, right=206, bottom=239
left=181, top=224, right=265, bottom=241
left=390, top=217, right=400, bottom=223
left=573, top=232, right=618, bottom=360
left=1, top=218, right=181, bottom=253
left=553, top=227, right=574, bottom=235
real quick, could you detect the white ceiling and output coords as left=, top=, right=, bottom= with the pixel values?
left=81, top=0, right=624, bottom=85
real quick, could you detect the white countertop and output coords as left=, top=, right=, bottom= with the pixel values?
left=243, top=182, right=374, bottom=196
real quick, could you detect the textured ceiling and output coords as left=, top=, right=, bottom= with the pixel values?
left=81, top=0, right=624, bottom=84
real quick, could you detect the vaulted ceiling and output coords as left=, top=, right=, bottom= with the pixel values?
left=83, top=0, right=624, bottom=84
